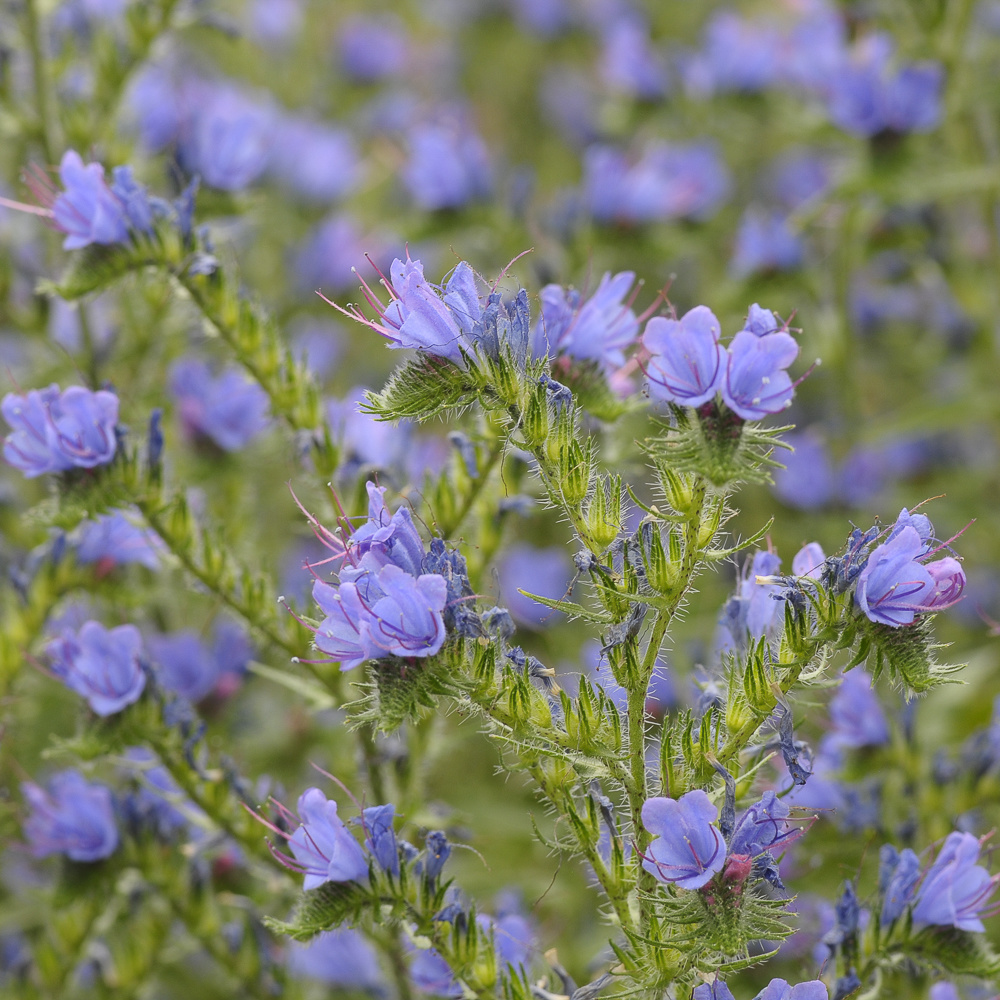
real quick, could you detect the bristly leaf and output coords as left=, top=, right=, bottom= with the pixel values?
left=363, top=355, right=480, bottom=422
left=904, top=926, right=1000, bottom=977
left=515, top=591, right=613, bottom=624
left=263, top=881, right=369, bottom=942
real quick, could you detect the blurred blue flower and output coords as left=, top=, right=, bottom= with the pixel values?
left=773, top=432, right=837, bottom=510
left=642, top=306, right=725, bottom=408
left=912, top=831, right=999, bottom=932
left=599, top=18, right=668, bottom=100
left=584, top=142, right=729, bottom=224
left=74, top=509, right=163, bottom=571
left=716, top=550, right=784, bottom=656
left=120, top=746, right=191, bottom=836
left=826, top=34, right=943, bottom=137
left=3, top=384, right=119, bottom=477
left=684, top=11, right=783, bottom=95
left=410, top=947, right=463, bottom=997
left=497, top=544, right=572, bottom=629
left=507, top=0, right=571, bottom=36
left=126, top=63, right=188, bottom=151
left=532, top=271, right=639, bottom=371
left=753, top=980, right=829, bottom=1000
left=296, top=213, right=396, bottom=293
left=269, top=117, right=358, bottom=202
left=730, top=209, right=803, bottom=278
left=179, top=83, right=274, bottom=191
left=827, top=670, right=889, bottom=750
left=642, top=790, right=726, bottom=890
left=768, top=152, right=833, bottom=210
left=23, top=770, right=118, bottom=861
left=540, top=68, right=599, bottom=146
left=246, top=0, right=302, bottom=48
left=327, top=387, right=411, bottom=476
left=288, top=928, right=384, bottom=988
left=337, top=16, right=410, bottom=82
left=403, top=114, right=492, bottom=211
left=286, top=788, right=369, bottom=889
left=149, top=620, right=253, bottom=703
left=47, top=620, right=145, bottom=716
left=169, top=357, right=270, bottom=452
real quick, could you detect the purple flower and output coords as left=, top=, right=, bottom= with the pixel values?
left=855, top=525, right=965, bottom=627
left=722, top=317, right=800, bottom=420
left=296, top=213, right=397, bottom=293
left=792, top=543, right=827, bottom=580
left=728, top=791, right=805, bottom=859
left=768, top=152, right=832, bottom=211
left=879, top=844, right=921, bottom=926
left=497, top=545, right=572, bottom=630
left=23, top=770, right=118, bottom=861
left=403, top=113, right=492, bottom=212
left=288, top=928, right=383, bottom=988
left=641, top=789, right=726, bottom=890
left=773, top=432, right=837, bottom=510
left=327, top=387, right=411, bottom=475
left=49, top=150, right=130, bottom=249
left=928, top=986, right=959, bottom=1000
left=508, top=0, right=572, bottom=36
left=599, top=19, right=668, bottom=100
left=337, top=16, right=409, bottom=82
left=2, top=383, right=118, bottom=477
left=74, top=509, right=163, bottom=571
left=716, top=550, right=784, bottom=656
left=730, top=209, right=803, bottom=278
left=690, top=11, right=784, bottom=94
left=148, top=631, right=218, bottom=703
left=246, top=0, right=302, bottom=48
left=912, top=832, right=999, bottom=932
left=532, top=271, right=639, bottom=370
left=827, top=670, right=889, bottom=750
left=642, top=306, right=725, bottom=408
left=269, top=117, right=358, bottom=202
left=284, top=788, right=369, bottom=890
left=753, top=980, right=829, bottom=1000
left=169, top=358, right=270, bottom=451
left=47, top=621, right=145, bottom=716
left=490, top=906, right=534, bottom=970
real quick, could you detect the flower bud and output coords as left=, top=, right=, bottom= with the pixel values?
left=585, top=476, right=622, bottom=552
left=521, top=381, right=549, bottom=448
left=558, top=440, right=591, bottom=507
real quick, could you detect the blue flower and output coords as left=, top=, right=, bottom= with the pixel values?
left=855, top=524, right=966, bottom=627
left=360, top=804, right=399, bottom=875
left=410, top=947, right=463, bottom=998
left=912, top=832, right=999, bottom=932
left=773, top=432, right=837, bottom=510
left=878, top=844, right=921, bottom=926
left=49, top=150, right=130, bottom=249
left=641, top=789, right=726, bottom=890
left=288, top=928, right=384, bottom=988
left=23, top=770, right=118, bottom=861
left=728, top=791, right=805, bottom=859
left=285, top=788, right=369, bottom=890
left=693, top=979, right=735, bottom=1000
left=269, top=117, right=358, bottom=203
left=722, top=319, right=800, bottom=420
left=74, top=509, right=163, bottom=571
left=47, top=621, right=145, bottom=716
left=2, top=383, right=118, bottom=477
left=532, top=271, right=639, bottom=371
left=169, top=358, right=270, bottom=452
left=753, top=980, right=829, bottom=1000
left=642, top=306, right=726, bottom=408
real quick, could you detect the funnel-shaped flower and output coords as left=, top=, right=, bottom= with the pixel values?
left=641, top=789, right=726, bottom=890
left=642, top=306, right=726, bottom=408
left=23, top=770, right=118, bottom=861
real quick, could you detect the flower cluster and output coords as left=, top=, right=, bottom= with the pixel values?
left=2, top=384, right=119, bottom=478
left=642, top=304, right=801, bottom=420
left=303, top=483, right=453, bottom=669
left=694, top=978, right=828, bottom=1000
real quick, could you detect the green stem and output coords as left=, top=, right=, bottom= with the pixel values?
left=438, top=436, right=504, bottom=539
left=24, top=0, right=55, bottom=163
left=374, top=928, right=416, bottom=1000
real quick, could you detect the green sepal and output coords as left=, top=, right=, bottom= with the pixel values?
left=364, top=355, right=480, bottom=422
left=905, top=926, right=1000, bottom=977
left=853, top=614, right=965, bottom=695
left=262, top=880, right=370, bottom=942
